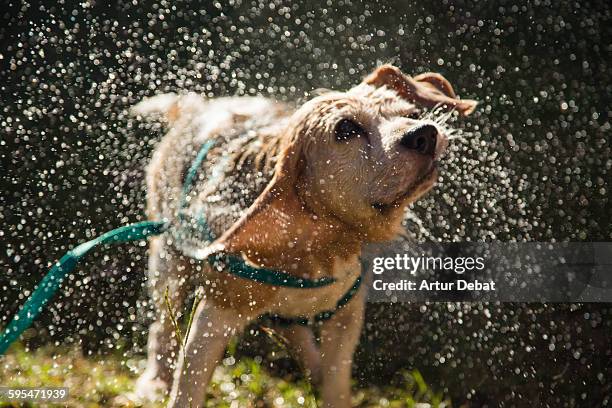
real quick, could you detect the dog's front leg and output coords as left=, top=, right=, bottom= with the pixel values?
left=167, top=301, right=245, bottom=408
left=136, top=237, right=191, bottom=400
left=319, top=287, right=365, bottom=408
left=277, top=325, right=322, bottom=384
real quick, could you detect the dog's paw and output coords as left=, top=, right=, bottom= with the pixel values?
left=131, top=373, right=170, bottom=403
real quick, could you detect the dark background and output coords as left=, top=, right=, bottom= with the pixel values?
left=0, top=1, right=610, bottom=406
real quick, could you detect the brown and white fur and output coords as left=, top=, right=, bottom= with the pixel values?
left=131, top=65, right=476, bottom=407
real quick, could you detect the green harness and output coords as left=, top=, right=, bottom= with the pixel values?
left=0, top=139, right=362, bottom=355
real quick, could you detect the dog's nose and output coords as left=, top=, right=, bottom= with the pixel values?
left=400, top=124, right=438, bottom=156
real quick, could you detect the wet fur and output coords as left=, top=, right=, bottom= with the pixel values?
left=132, top=65, right=476, bottom=407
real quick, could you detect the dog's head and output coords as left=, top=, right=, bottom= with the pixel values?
left=274, top=64, right=477, bottom=240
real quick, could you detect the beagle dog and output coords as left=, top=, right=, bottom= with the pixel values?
left=131, top=65, right=476, bottom=407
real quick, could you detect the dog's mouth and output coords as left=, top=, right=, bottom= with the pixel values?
left=371, top=162, right=439, bottom=213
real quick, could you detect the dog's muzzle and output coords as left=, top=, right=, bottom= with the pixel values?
left=399, top=124, right=438, bottom=156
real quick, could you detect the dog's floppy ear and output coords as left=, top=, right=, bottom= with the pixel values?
left=215, top=116, right=310, bottom=251
left=271, top=112, right=310, bottom=188
left=364, top=65, right=477, bottom=116
left=275, top=134, right=305, bottom=183
left=414, top=72, right=457, bottom=98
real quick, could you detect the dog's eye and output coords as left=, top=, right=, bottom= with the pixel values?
left=407, top=111, right=421, bottom=120
left=335, top=119, right=365, bottom=142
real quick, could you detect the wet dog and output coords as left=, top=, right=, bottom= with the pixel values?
left=132, top=65, right=476, bottom=407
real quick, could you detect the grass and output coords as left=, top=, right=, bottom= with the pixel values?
left=0, top=286, right=449, bottom=407
left=0, top=343, right=450, bottom=407
left=164, top=285, right=204, bottom=408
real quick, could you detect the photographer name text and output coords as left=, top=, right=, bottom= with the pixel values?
left=371, top=254, right=496, bottom=292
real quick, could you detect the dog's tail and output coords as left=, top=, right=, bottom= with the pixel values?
left=131, top=92, right=204, bottom=123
